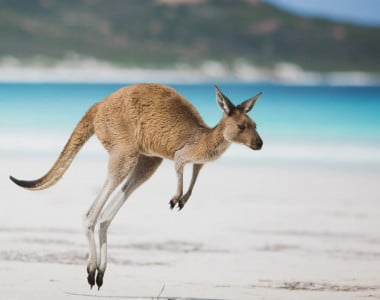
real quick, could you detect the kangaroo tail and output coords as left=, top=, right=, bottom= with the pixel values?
left=10, top=103, right=99, bottom=190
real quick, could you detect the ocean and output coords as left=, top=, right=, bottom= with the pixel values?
left=1, top=83, right=380, bottom=168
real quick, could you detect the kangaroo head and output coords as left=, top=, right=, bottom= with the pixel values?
left=215, top=86, right=263, bottom=150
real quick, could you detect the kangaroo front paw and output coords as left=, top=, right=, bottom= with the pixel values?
left=169, top=195, right=180, bottom=209
left=178, top=200, right=185, bottom=210
left=169, top=199, right=176, bottom=209
left=178, top=193, right=191, bottom=210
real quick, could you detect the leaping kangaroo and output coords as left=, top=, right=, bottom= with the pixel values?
left=10, top=83, right=263, bottom=289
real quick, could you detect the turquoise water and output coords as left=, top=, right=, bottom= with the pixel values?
left=1, top=83, right=380, bottom=145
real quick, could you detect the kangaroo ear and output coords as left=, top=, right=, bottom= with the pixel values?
left=237, top=92, right=262, bottom=113
left=215, top=85, right=234, bottom=115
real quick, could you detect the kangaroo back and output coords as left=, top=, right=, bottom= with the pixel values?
left=10, top=103, right=99, bottom=190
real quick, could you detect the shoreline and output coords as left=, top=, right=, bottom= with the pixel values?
left=2, top=131, right=379, bottom=171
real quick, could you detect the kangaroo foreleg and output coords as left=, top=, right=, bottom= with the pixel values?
left=169, top=161, right=184, bottom=209
left=178, top=163, right=203, bottom=210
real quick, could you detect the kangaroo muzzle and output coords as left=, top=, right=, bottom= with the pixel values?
left=249, top=134, right=263, bottom=150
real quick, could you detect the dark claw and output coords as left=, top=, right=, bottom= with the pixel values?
left=178, top=201, right=184, bottom=210
left=96, top=271, right=104, bottom=290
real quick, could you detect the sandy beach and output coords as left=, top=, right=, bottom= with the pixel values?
left=1, top=139, right=379, bottom=300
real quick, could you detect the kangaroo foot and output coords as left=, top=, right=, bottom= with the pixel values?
left=96, top=270, right=104, bottom=290
left=87, top=266, right=96, bottom=289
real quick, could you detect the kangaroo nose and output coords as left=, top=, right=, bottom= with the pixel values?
left=256, top=138, right=263, bottom=149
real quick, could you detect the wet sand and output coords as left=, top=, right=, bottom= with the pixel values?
left=1, top=151, right=380, bottom=299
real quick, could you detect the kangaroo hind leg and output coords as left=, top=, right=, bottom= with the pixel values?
left=83, top=148, right=138, bottom=289
left=96, top=155, right=162, bottom=289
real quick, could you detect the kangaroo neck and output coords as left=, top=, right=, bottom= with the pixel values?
left=196, top=119, right=231, bottom=162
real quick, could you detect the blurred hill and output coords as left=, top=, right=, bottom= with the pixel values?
left=0, top=0, right=379, bottom=72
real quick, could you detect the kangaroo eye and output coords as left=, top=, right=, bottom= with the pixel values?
left=237, top=124, right=246, bottom=130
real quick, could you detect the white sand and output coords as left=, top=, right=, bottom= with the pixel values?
left=1, top=143, right=380, bottom=299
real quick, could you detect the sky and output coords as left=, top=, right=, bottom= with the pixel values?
left=264, top=0, right=380, bottom=27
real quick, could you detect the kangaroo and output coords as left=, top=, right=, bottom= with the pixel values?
left=10, top=83, right=263, bottom=289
